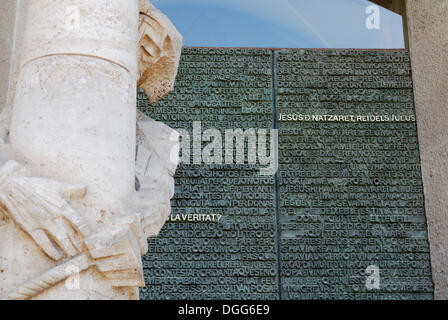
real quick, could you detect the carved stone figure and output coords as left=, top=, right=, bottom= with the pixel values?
left=0, top=0, right=182, bottom=300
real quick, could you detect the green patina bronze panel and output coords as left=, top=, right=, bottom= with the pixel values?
left=276, top=49, right=433, bottom=299
left=138, top=47, right=434, bottom=300
left=139, top=47, right=278, bottom=300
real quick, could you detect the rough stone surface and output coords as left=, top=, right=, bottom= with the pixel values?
left=406, top=0, right=448, bottom=300
left=137, top=0, right=183, bottom=105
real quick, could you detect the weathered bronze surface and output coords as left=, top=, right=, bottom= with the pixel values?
left=276, top=49, right=433, bottom=300
left=139, top=47, right=433, bottom=300
left=139, top=48, right=278, bottom=300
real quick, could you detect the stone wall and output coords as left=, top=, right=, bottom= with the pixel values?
left=405, top=0, right=448, bottom=300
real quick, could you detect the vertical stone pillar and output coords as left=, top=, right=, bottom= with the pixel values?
left=405, top=0, right=448, bottom=300
left=10, top=0, right=139, bottom=211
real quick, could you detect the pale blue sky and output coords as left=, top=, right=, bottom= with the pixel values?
left=151, top=0, right=405, bottom=48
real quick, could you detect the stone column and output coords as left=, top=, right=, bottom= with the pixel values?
left=405, top=0, right=448, bottom=300
left=10, top=0, right=139, bottom=211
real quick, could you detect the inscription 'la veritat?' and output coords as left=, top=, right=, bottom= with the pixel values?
left=138, top=48, right=433, bottom=300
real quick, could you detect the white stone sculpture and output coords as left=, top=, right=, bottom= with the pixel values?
left=0, top=0, right=182, bottom=300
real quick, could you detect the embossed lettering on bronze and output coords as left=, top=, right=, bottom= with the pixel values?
left=276, top=49, right=433, bottom=300
left=139, top=48, right=278, bottom=300
left=138, top=48, right=434, bottom=300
